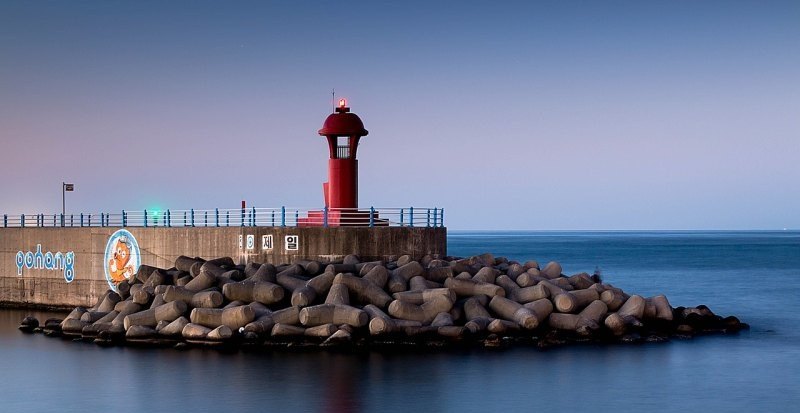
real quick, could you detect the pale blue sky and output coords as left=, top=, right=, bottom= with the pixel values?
left=1, top=1, right=798, bottom=229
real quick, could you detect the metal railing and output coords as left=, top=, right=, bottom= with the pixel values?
left=0, top=207, right=445, bottom=229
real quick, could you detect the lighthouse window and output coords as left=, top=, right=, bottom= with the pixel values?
left=336, top=136, right=350, bottom=159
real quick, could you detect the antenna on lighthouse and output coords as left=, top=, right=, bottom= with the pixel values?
left=331, top=88, right=335, bottom=113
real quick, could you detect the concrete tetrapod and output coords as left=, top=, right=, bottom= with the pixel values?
left=190, top=305, right=255, bottom=330
left=184, top=270, right=217, bottom=292
left=553, top=289, right=600, bottom=314
left=175, top=256, right=203, bottom=273
left=387, top=295, right=454, bottom=324
left=488, top=296, right=539, bottom=329
left=567, top=273, right=595, bottom=290
left=325, top=283, right=350, bottom=305
left=494, top=275, right=521, bottom=300
left=392, top=261, right=424, bottom=281
left=207, top=326, right=233, bottom=341
left=473, top=267, right=499, bottom=284
left=363, top=304, right=422, bottom=335
left=271, top=323, right=306, bottom=337
left=299, top=304, right=368, bottom=328
left=522, top=298, right=554, bottom=326
left=516, top=268, right=546, bottom=288
left=549, top=300, right=608, bottom=334
left=444, top=278, right=505, bottom=298
left=249, top=263, right=277, bottom=283
left=425, top=265, right=453, bottom=283
left=362, top=265, right=389, bottom=288
left=159, top=316, right=189, bottom=336
left=506, top=263, right=526, bottom=280
left=126, top=325, right=157, bottom=339
left=541, top=261, right=563, bottom=279
left=488, top=319, right=520, bottom=334
left=600, top=289, right=628, bottom=311
left=409, top=276, right=439, bottom=291
left=575, top=300, right=608, bottom=336
left=604, top=295, right=646, bottom=336
left=222, top=281, right=284, bottom=305
left=306, top=270, right=337, bottom=297
left=392, top=288, right=456, bottom=305
left=123, top=301, right=187, bottom=331
left=305, top=324, right=338, bottom=338
left=651, top=294, right=674, bottom=321
left=182, top=323, right=212, bottom=340
left=333, top=273, right=393, bottom=308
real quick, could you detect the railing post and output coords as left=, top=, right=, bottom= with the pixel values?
left=70, top=214, right=73, bottom=227
left=400, top=208, right=404, bottom=226
left=3, top=214, right=7, bottom=228
left=21, top=214, right=25, bottom=228
left=215, top=208, right=219, bottom=227
left=226, top=211, right=230, bottom=226
left=122, top=210, right=127, bottom=227
left=241, top=206, right=245, bottom=227
left=167, top=210, right=171, bottom=227
left=144, top=210, right=148, bottom=227
left=426, top=208, right=430, bottom=227
left=204, top=211, right=208, bottom=227
left=441, top=208, right=444, bottom=227
left=190, top=209, right=195, bottom=227
left=281, top=206, right=286, bottom=227
left=183, top=211, right=187, bottom=227
left=323, top=207, right=328, bottom=228
left=369, top=206, right=375, bottom=227
left=271, top=210, right=275, bottom=227
left=433, top=208, right=438, bottom=228
left=294, top=209, right=299, bottom=227
left=409, top=207, right=414, bottom=227
left=80, top=213, right=84, bottom=227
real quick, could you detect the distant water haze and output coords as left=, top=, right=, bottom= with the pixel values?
left=1, top=1, right=797, bottom=230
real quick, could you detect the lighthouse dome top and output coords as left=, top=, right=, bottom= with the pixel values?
left=318, top=99, right=369, bottom=137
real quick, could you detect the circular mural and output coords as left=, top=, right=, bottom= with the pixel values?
left=103, top=229, right=140, bottom=291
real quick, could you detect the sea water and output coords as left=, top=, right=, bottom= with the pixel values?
left=1, top=231, right=798, bottom=412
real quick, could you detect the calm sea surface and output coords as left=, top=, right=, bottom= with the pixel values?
left=1, top=231, right=798, bottom=412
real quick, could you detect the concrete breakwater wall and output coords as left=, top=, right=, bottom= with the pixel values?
left=19, top=252, right=747, bottom=350
left=0, top=226, right=446, bottom=308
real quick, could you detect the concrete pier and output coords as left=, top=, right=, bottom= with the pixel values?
left=0, top=226, right=446, bottom=308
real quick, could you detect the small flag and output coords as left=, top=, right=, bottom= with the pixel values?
left=64, top=183, right=74, bottom=191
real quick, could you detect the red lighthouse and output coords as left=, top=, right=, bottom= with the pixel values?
left=319, top=98, right=368, bottom=209
left=299, top=98, right=380, bottom=226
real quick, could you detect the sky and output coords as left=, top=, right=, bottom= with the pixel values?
left=0, top=1, right=798, bottom=230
